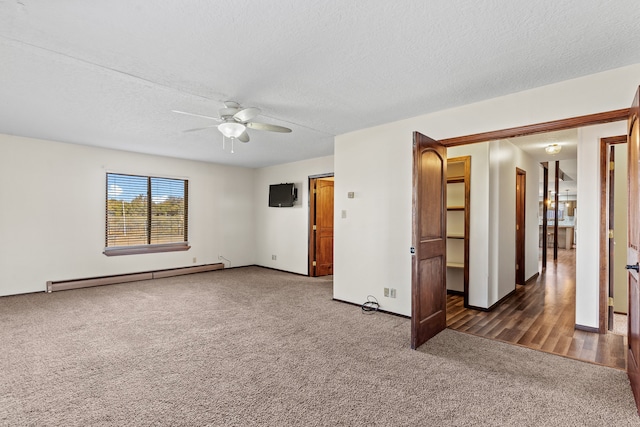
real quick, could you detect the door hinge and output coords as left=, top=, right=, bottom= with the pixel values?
left=609, top=229, right=614, bottom=239
left=312, top=261, right=317, bottom=267
left=608, top=297, right=614, bottom=307
left=313, top=189, right=317, bottom=194
left=313, top=225, right=317, bottom=231
left=610, top=161, right=615, bottom=171
left=516, top=224, right=519, bottom=230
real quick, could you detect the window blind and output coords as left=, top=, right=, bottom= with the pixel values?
left=106, top=173, right=188, bottom=248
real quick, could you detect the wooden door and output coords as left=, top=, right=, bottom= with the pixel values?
left=309, top=178, right=334, bottom=276
left=627, top=86, right=640, bottom=412
left=516, top=168, right=526, bottom=286
left=411, top=132, right=447, bottom=349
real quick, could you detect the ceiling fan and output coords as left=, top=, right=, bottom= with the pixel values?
left=172, top=101, right=292, bottom=144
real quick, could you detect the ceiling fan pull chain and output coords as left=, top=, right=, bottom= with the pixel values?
left=222, top=135, right=225, bottom=151
left=231, top=138, right=235, bottom=154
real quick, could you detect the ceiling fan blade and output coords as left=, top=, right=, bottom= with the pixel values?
left=238, top=130, right=250, bottom=143
left=234, top=107, right=261, bottom=122
left=246, top=122, right=292, bottom=133
left=219, top=107, right=240, bottom=118
left=182, top=125, right=218, bottom=133
left=172, top=110, right=220, bottom=121
left=223, top=101, right=240, bottom=109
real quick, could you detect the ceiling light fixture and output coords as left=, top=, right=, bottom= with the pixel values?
left=545, top=143, right=562, bottom=155
left=218, top=121, right=245, bottom=139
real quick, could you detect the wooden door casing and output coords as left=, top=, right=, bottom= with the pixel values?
left=608, top=145, right=616, bottom=330
left=411, top=132, right=447, bottom=349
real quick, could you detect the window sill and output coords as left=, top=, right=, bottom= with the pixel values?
left=103, top=242, right=191, bottom=257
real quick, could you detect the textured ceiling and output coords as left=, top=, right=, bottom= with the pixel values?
left=1, top=1, right=639, bottom=168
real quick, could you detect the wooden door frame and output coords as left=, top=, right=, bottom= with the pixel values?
left=308, top=173, right=334, bottom=277
left=609, top=144, right=616, bottom=331
left=599, top=135, right=628, bottom=332
left=541, top=162, right=549, bottom=271
left=515, top=168, right=526, bottom=286
left=553, top=161, right=560, bottom=261
left=436, top=108, right=627, bottom=334
left=440, top=109, right=628, bottom=146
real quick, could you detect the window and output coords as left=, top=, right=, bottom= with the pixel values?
left=104, top=173, right=189, bottom=256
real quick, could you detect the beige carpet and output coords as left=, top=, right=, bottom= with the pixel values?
left=1, top=266, right=639, bottom=426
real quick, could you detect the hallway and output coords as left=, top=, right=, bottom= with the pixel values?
left=446, top=248, right=627, bottom=370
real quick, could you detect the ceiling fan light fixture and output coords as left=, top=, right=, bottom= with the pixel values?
left=545, top=143, right=562, bottom=155
left=218, top=122, right=246, bottom=139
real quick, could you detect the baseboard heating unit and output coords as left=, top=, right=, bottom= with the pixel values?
left=46, top=263, right=224, bottom=293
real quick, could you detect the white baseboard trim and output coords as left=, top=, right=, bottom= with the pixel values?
left=46, top=263, right=224, bottom=292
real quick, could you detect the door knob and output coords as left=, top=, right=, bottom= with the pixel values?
left=625, top=263, right=640, bottom=272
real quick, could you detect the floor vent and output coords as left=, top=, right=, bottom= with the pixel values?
left=46, top=263, right=224, bottom=292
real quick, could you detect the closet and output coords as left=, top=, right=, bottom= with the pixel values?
left=446, top=156, right=470, bottom=305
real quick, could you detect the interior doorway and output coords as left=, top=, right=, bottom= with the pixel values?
left=430, top=105, right=637, bottom=411
left=308, top=175, right=334, bottom=277
left=414, top=108, right=629, bottom=351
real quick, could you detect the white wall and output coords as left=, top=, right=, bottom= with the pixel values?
left=0, top=134, right=255, bottom=296
left=516, top=143, right=542, bottom=283
left=490, top=139, right=540, bottom=304
left=575, top=121, right=627, bottom=328
left=488, top=140, right=509, bottom=304
left=334, top=62, right=640, bottom=318
left=253, top=156, right=334, bottom=275
left=334, top=126, right=412, bottom=314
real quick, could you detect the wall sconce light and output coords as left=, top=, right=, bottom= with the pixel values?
left=545, top=144, right=562, bottom=155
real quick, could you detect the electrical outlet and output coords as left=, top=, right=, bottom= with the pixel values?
left=272, top=255, right=277, bottom=261
left=390, top=288, right=396, bottom=298
left=384, top=287, right=389, bottom=297
left=192, top=257, right=197, bottom=264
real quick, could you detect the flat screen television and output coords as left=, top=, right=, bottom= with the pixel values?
left=269, top=183, right=297, bottom=207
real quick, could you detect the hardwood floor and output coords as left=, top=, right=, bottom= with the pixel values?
left=446, top=248, right=627, bottom=370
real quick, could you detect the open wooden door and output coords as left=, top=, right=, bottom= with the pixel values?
left=627, top=86, right=640, bottom=413
left=516, top=168, right=526, bottom=286
left=309, top=177, right=334, bottom=276
left=411, top=132, right=447, bottom=349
